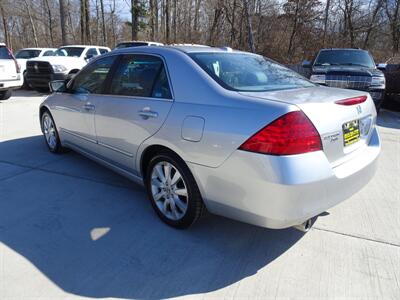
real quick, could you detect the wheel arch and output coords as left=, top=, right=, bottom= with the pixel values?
left=140, top=144, right=183, bottom=179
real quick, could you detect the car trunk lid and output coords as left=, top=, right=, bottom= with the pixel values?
left=240, top=86, right=377, bottom=166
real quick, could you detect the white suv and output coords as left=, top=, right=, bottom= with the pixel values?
left=26, top=45, right=110, bottom=92
left=15, top=48, right=57, bottom=88
left=0, top=43, right=22, bottom=100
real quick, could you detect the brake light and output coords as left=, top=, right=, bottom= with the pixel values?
left=335, top=96, right=367, bottom=106
left=8, top=48, right=20, bottom=73
left=239, top=111, right=322, bottom=155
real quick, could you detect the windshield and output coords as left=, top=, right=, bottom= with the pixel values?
left=190, top=53, right=315, bottom=92
left=314, top=50, right=375, bottom=68
left=15, top=49, right=41, bottom=59
left=54, top=47, right=85, bottom=57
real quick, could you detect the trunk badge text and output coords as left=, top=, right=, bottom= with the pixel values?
left=323, top=132, right=340, bottom=143
left=356, top=105, right=362, bottom=114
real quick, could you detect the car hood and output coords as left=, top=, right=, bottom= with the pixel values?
left=312, top=65, right=383, bottom=77
left=28, top=56, right=82, bottom=65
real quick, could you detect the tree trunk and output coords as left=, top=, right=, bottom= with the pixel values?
left=165, top=0, right=170, bottom=43
left=100, top=0, right=106, bottom=44
left=0, top=4, right=10, bottom=47
left=363, top=0, right=383, bottom=48
left=322, top=0, right=331, bottom=46
left=80, top=0, right=86, bottom=43
left=244, top=0, right=255, bottom=52
left=23, top=0, right=39, bottom=47
left=85, top=0, right=91, bottom=43
left=173, top=0, right=177, bottom=42
left=59, top=0, right=68, bottom=45
left=131, top=0, right=139, bottom=40
left=150, top=0, right=155, bottom=40
left=44, top=0, right=54, bottom=45
left=287, top=0, right=300, bottom=57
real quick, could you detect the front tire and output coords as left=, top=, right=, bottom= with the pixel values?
left=0, top=90, right=12, bottom=100
left=145, top=151, right=205, bottom=229
left=41, top=111, right=63, bottom=153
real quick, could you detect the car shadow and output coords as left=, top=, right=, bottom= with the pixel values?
left=0, top=136, right=304, bottom=299
left=377, top=109, right=400, bottom=130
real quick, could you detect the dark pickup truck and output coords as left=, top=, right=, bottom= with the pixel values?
left=303, top=48, right=386, bottom=112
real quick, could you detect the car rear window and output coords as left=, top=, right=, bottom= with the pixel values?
left=0, top=47, right=13, bottom=59
left=15, top=49, right=41, bottom=59
left=115, top=42, right=148, bottom=49
left=190, top=52, right=314, bottom=92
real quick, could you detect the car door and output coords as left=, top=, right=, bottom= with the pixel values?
left=52, top=55, right=117, bottom=153
left=93, top=54, right=173, bottom=174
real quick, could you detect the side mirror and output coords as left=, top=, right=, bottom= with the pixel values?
left=302, top=60, right=312, bottom=68
left=49, top=80, right=66, bottom=93
left=377, top=63, right=386, bottom=70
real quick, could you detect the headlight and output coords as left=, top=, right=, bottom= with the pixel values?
left=371, top=76, right=385, bottom=87
left=52, top=64, right=67, bottom=73
left=310, top=74, right=326, bottom=84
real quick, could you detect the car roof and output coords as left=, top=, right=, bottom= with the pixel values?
left=118, top=41, right=163, bottom=44
left=109, top=45, right=249, bottom=57
left=17, top=48, right=57, bottom=51
left=60, top=45, right=105, bottom=48
left=319, top=48, right=368, bottom=52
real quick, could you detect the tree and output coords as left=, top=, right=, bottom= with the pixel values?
left=59, top=0, right=68, bottom=45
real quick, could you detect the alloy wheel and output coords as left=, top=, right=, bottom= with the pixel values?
left=42, top=114, right=58, bottom=150
left=150, top=161, right=189, bottom=220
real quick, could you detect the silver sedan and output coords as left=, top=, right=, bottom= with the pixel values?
left=40, top=46, right=380, bottom=230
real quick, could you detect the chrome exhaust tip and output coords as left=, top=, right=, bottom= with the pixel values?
left=293, top=218, right=313, bottom=232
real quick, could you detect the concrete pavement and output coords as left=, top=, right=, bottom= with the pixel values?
left=0, top=91, right=399, bottom=299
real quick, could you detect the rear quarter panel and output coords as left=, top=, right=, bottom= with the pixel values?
left=137, top=93, right=296, bottom=169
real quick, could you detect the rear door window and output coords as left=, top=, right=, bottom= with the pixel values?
left=109, top=54, right=171, bottom=98
left=99, top=48, right=109, bottom=54
left=42, top=50, right=55, bottom=56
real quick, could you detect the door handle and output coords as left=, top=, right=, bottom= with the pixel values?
left=138, top=108, right=158, bottom=119
left=83, top=103, right=95, bottom=111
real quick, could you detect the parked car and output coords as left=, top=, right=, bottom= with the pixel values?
left=15, top=47, right=57, bottom=88
left=114, top=41, right=164, bottom=50
left=40, top=46, right=380, bottom=231
left=303, top=48, right=386, bottom=112
left=0, top=43, right=22, bottom=100
left=382, top=65, right=400, bottom=111
left=26, top=45, right=110, bottom=92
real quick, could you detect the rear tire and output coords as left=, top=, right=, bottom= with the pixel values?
left=0, top=90, right=12, bottom=100
left=145, top=150, right=205, bottom=229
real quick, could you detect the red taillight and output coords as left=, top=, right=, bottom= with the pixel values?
left=8, top=48, right=20, bottom=73
left=239, top=111, right=322, bottom=155
left=335, top=96, right=367, bottom=106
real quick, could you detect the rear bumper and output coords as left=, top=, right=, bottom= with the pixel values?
left=189, top=127, right=380, bottom=229
left=0, top=77, right=22, bottom=90
left=26, top=72, right=67, bottom=90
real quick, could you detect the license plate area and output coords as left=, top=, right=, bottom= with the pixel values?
left=343, top=119, right=360, bottom=146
